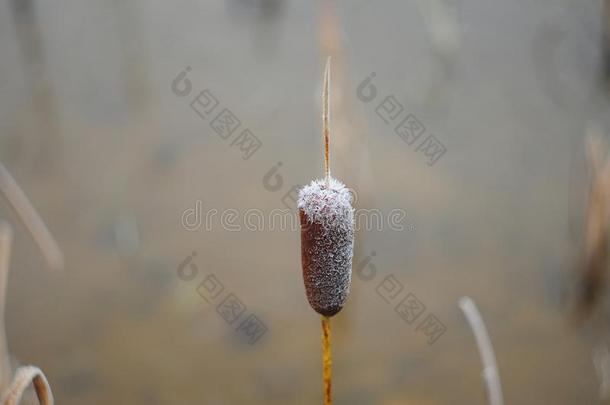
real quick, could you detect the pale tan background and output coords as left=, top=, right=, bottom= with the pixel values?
left=1, top=0, right=610, bottom=403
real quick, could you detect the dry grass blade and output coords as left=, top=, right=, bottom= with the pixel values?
left=315, top=0, right=371, bottom=182
left=601, top=0, right=610, bottom=81
left=0, top=162, right=63, bottom=271
left=323, top=56, right=331, bottom=184
left=1, top=366, right=53, bottom=405
left=0, top=222, right=12, bottom=391
left=575, top=127, right=610, bottom=317
left=459, top=297, right=504, bottom=405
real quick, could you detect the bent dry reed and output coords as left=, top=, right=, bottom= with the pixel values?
left=298, top=58, right=355, bottom=405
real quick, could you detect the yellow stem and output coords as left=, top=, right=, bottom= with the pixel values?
left=323, top=57, right=331, bottom=186
left=321, top=315, right=332, bottom=405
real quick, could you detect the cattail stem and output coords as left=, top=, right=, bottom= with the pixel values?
left=322, top=57, right=331, bottom=186
left=321, top=315, right=332, bottom=405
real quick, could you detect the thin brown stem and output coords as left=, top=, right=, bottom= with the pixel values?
left=0, top=162, right=63, bottom=271
left=321, top=315, right=332, bottom=405
left=323, top=57, right=331, bottom=186
left=0, top=222, right=12, bottom=391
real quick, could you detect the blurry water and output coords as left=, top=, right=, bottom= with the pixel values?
left=0, top=0, right=610, bottom=403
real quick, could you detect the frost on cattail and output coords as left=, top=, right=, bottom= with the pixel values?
left=299, top=177, right=354, bottom=316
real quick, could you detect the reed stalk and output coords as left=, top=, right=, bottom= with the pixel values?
left=321, top=316, right=332, bottom=405
left=459, top=296, right=504, bottom=405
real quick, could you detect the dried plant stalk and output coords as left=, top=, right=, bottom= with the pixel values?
left=576, top=128, right=610, bottom=317
left=323, top=57, right=331, bottom=184
left=0, top=222, right=12, bottom=391
left=459, top=297, right=504, bottom=405
left=299, top=58, right=355, bottom=405
left=1, top=366, right=53, bottom=405
left=0, top=162, right=63, bottom=271
left=602, top=0, right=610, bottom=81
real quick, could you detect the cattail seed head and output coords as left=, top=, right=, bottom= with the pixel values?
left=299, top=177, right=354, bottom=316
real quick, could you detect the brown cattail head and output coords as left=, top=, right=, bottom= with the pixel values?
left=299, top=177, right=354, bottom=316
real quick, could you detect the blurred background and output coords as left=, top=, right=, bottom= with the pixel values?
left=1, top=0, right=610, bottom=403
